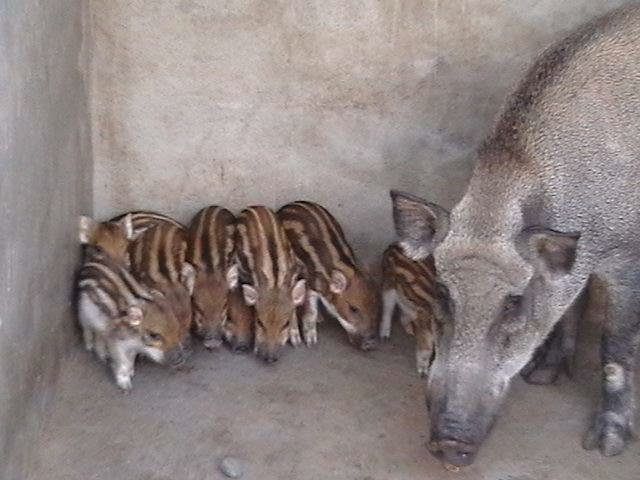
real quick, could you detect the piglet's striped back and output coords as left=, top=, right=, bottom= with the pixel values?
left=129, top=223, right=189, bottom=288
left=187, top=206, right=235, bottom=273
left=78, top=247, right=152, bottom=318
left=235, top=206, right=300, bottom=289
left=278, top=201, right=358, bottom=292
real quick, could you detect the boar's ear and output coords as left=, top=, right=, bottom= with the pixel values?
left=390, top=190, right=450, bottom=260
left=329, top=270, right=348, bottom=294
left=242, top=284, right=259, bottom=306
left=79, top=215, right=97, bottom=244
left=519, top=227, right=581, bottom=275
left=226, top=264, right=239, bottom=289
left=180, top=262, right=196, bottom=295
left=117, top=213, right=134, bottom=240
left=292, top=279, right=306, bottom=306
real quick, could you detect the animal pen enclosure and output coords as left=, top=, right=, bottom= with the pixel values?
left=1, top=1, right=640, bottom=479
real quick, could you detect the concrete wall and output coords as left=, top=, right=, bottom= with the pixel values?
left=0, top=1, right=91, bottom=477
left=88, top=0, right=627, bottom=260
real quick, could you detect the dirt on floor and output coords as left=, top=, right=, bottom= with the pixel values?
left=28, top=317, right=639, bottom=480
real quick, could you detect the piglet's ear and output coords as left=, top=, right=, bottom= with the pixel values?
left=329, top=270, right=348, bottom=294
left=242, top=284, right=258, bottom=306
left=292, top=279, right=306, bottom=306
left=226, top=264, right=239, bottom=289
left=402, top=320, right=416, bottom=336
left=125, top=306, right=143, bottom=327
left=118, top=213, right=134, bottom=240
left=390, top=190, right=449, bottom=260
left=79, top=216, right=97, bottom=244
left=519, top=227, right=581, bottom=275
left=180, top=262, right=196, bottom=295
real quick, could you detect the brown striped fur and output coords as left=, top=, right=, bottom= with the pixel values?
left=278, top=201, right=379, bottom=350
left=77, top=246, right=185, bottom=390
left=235, top=206, right=306, bottom=362
left=381, top=243, right=437, bottom=376
left=128, top=222, right=195, bottom=354
left=224, top=287, right=254, bottom=353
left=186, top=206, right=239, bottom=349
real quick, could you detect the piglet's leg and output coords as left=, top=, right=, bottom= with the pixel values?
left=583, top=274, right=639, bottom=456
left=289, top=310, right=302, bottom=347
left=82, top=328, right=94, bottom=352
left=414, top=310, right=435, bottom=378
left=302, top=290, right=319, bottom=346
left=94, top=334, right=109, bottom=363
left=521, top=289, right=584, bottom=385
left=379, top=288, right=397, bottom=340
left=109, top=341, right=137, bottom=392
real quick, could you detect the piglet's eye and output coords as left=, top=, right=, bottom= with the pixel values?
left=256, top=319, right=265, bottom=330
left=436, top=282, right=449, bottom=299
left=348, top=304, right=359, bottom=314
left=147, top=332, right=162, bottom=341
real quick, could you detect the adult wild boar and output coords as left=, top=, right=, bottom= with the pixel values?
left=392, top=4, right=640, bottom=467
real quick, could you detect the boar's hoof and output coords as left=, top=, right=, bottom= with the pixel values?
left=583, top=412, right=635, bottom=456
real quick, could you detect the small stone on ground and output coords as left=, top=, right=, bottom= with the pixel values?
left=220, top=456, right=244, bottom=479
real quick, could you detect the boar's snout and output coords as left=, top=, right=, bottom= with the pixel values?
left=428, top=438, right=478, bottom=468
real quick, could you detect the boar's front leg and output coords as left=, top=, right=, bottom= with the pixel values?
left=583, top=273, right=640, bottom=456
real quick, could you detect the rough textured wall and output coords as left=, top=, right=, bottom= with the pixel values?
left=0, top=1, right=91, bottom=478
left=89, top=0, right=626, bottom=258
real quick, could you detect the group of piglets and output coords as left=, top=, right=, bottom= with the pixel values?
left=77, top=201, right=440, bottom=391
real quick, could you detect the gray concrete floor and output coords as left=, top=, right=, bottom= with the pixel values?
left=30, top=319, right=639, bottom=480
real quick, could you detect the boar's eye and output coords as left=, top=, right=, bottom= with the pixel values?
left=502, top=294, right=523, bottom=318
left=280, top=320, right=290, bottom=333
left=348, top=304, right=360, bottom=314
left=256, top=319, right=265, bottom=330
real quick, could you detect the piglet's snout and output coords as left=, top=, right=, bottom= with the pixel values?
left=166, top=345, right=191, bottom=367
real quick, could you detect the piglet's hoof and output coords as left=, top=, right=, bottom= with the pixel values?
left=203, top=337, right=223, bottom=350
left=116, top=374, right=133, bottom=392
left=289, top=328, right=302, bottom=347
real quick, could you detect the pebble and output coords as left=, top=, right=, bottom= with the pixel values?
left=220, top=456, right=244, bottom=479
left=444, top=463, right=460, bottom=473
